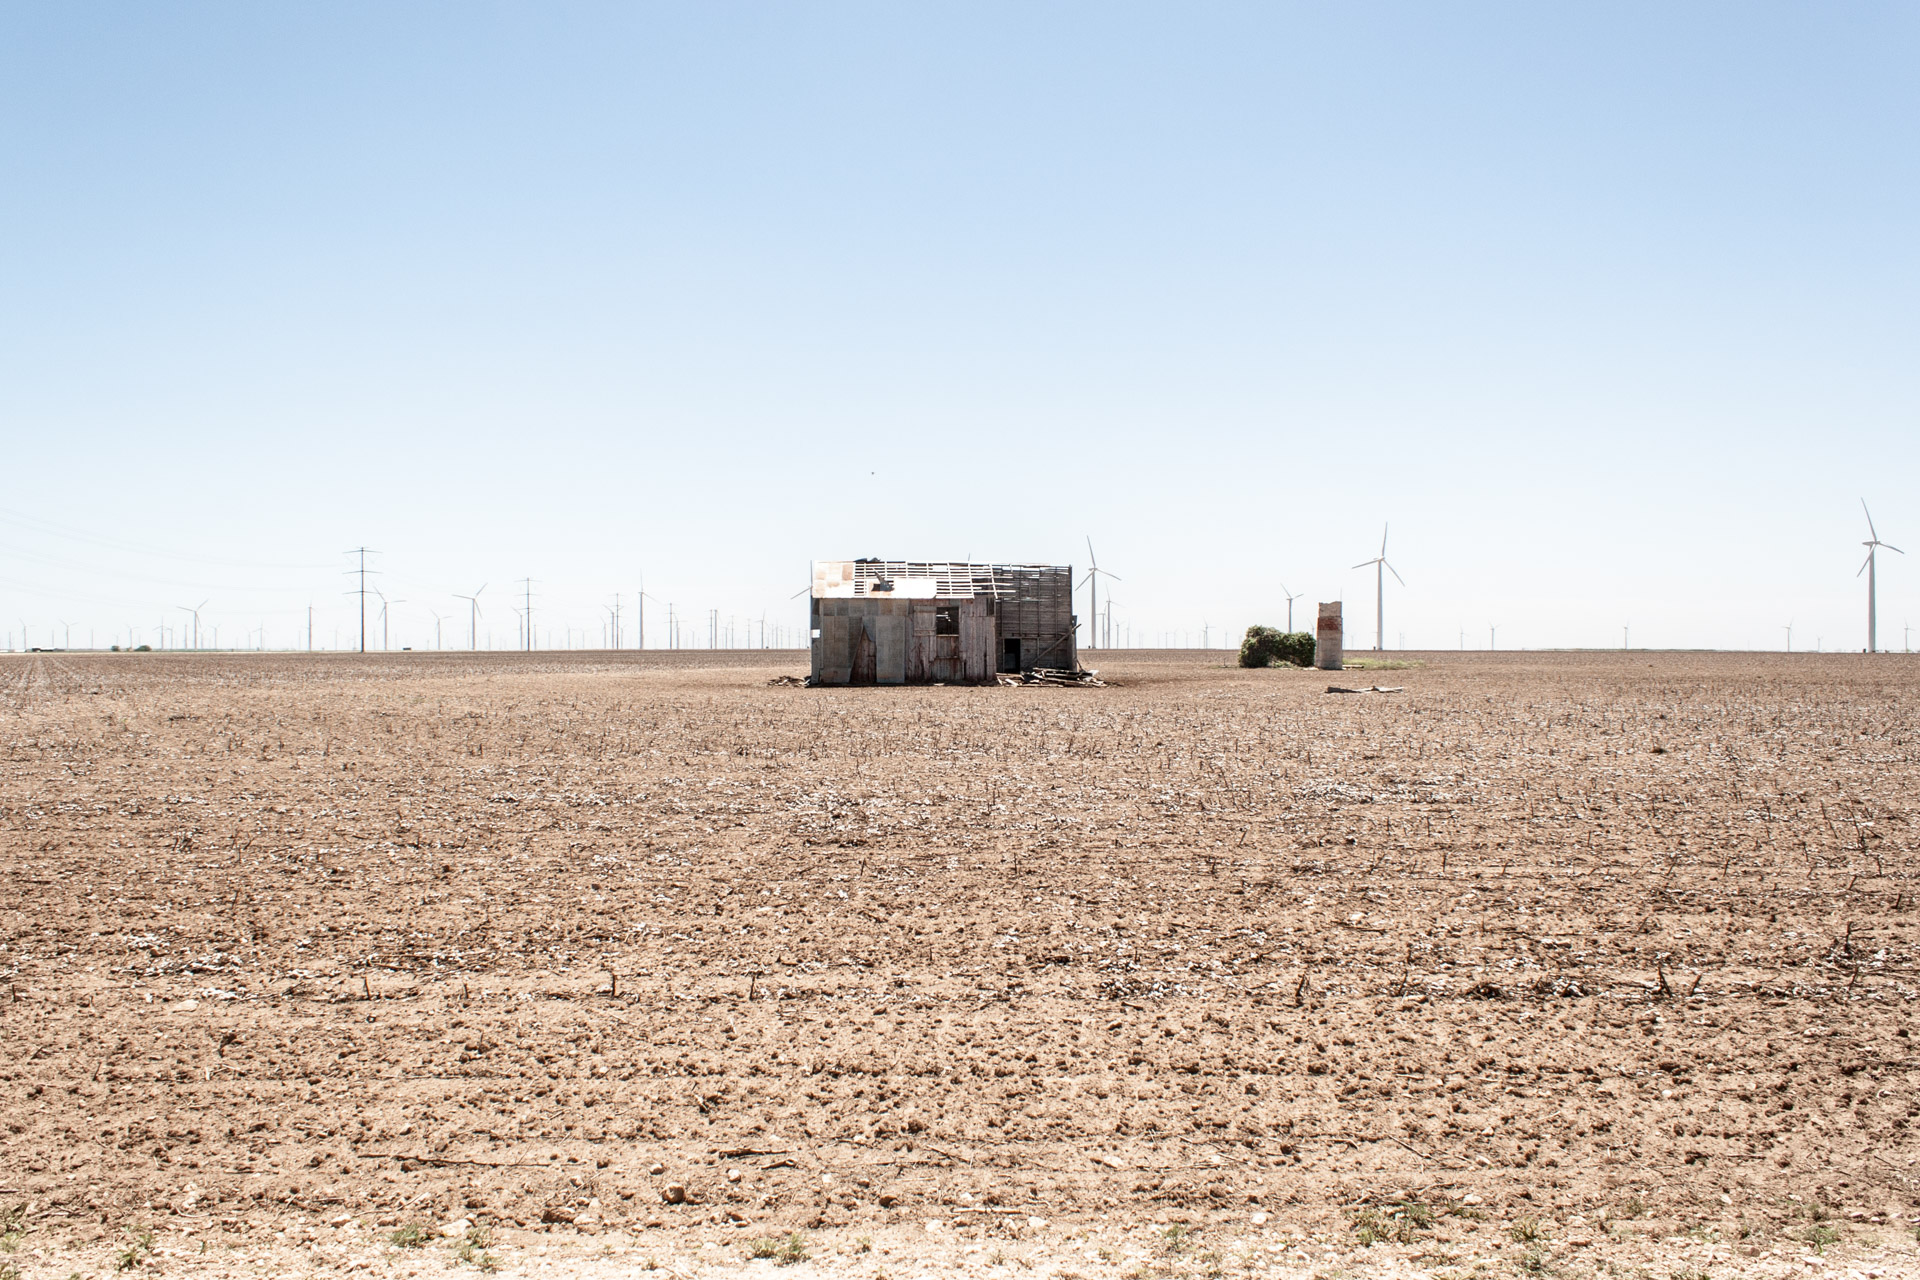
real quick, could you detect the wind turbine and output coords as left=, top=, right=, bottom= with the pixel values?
left=1081, top=537, right=1121, bottom=650
left=428, top=609, right=444, bottom=651
left=374, top=589, right=404, bottom=651
left=1783, top=621, right=1792, bottom=653
left=641, top=589, right=666, bottom=650
left=1351, top=524, right=1405, bottom=652
left=177, top=600, right=208, bottom=649
left=1488, top=623, right=1499, bottom=651
left=1280, top=584, right=1302, bottom=632
left=455, top=585, right=486, bottom=651
left=1859, top=500, right=1903, bottom=653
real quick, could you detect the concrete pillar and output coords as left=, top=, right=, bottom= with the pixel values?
left=1315, top=602, right=1343, bottom=671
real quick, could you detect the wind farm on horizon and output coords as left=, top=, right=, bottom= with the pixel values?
left=0, top=503, right=1912, bottom=658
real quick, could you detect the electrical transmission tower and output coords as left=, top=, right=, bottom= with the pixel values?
left=345, top=548, right=377, bottom=653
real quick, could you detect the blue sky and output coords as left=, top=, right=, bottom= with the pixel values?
left=3, top=4, right=1916, bottom=652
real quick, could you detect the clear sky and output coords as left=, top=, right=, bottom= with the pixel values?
left=3, top=4, right=1916, bottom=653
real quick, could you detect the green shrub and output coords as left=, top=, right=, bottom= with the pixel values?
left=1802, top=1223, right=1839, bottom=1253
left=389, top=1223, right=431, bottom=1249
left=114, top=1227, right=154, bottom=1271
left=746, top=1233, right=809, bottom=1264
left=1239, top=627, right=1314, bottom=668
left=1352, top=1202, right=1434, bottom=1247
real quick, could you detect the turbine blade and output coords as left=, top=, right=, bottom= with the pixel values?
left=1086, top=536, right=1097, bottom=568
left=1885, top=542, right=1905, bottom=555
left=1859, top=554, right=1873, bottom=576
left=1863, top=498, right=1878, bottom=541
left=1351, top=559, right=1374, bottom=570
left=1380, top=523, right=1389, bottom=556
left=1386, top=561, right=1406, bottom=586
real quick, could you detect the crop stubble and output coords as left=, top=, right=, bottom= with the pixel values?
left=0, top=648, right=1914, bottom=1236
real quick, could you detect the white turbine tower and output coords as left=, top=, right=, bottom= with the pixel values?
left=1351, top=524, right=1404, bottom=652
left=1082, top=537, right=1121, bottom=651
left=1859, top=500, right=1903, bottom=654
left=455, top=584, right=486, bottom=651
left=1280, top=583, right=1302, bottom=632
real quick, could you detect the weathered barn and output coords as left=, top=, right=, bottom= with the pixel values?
left=809, top=560, right=1077, bottom=685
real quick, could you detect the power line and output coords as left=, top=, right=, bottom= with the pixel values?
left=345, top=548, right=377, bottom=653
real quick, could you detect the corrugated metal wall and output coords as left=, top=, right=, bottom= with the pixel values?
left=811, top=597, right=995, bottom=685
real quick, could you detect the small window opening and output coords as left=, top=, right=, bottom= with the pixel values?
left=934, top=604, right=960, bottom=636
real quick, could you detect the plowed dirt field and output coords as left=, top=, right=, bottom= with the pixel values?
left=1, top=648, right=1915, bottom=1275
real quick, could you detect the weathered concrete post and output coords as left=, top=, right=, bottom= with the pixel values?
left=1314, top=602, right=1344, bottom=671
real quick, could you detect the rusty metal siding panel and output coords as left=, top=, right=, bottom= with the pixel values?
left=813, top=561, right=859, bottom=597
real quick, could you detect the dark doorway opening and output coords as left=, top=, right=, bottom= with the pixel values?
left=999, top=637, right=1022, bottom=673
left=851, top=622, right=877, bottom=684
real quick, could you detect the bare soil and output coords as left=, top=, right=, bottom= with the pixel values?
left=2, top=648, right=1916, bottom=1277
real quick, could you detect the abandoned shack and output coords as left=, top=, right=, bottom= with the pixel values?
left=809, top=560, right=1077, bottom=685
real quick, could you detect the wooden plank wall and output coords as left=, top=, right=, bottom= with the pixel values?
left=959, top=597, right=994, bottom=682
left=994, top=567, right=1076, bottom=671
